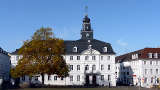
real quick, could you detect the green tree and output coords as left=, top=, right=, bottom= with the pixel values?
left=11, top=27, right=69, bottom=85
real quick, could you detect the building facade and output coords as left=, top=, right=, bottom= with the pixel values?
left=0, top=47, right=10, bottom=83
left=116, top=48, right=160, bottom=88
left=10, top=15, right=116, bottom=86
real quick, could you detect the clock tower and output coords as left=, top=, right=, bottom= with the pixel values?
left=81, top=15, right=93, bottom=40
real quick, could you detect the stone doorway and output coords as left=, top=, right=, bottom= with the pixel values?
left=85, top=75, right=89, bottom=85
left=85, top=74, right=97, bottom=86
left=92, top=75, right=97, bottom=86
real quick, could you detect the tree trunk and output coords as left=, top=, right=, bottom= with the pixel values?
left=15, top=78, right=20, bottom=87
left=29, top=76, right=32, bottom=86
left=41, top=74, right=44, bottom=85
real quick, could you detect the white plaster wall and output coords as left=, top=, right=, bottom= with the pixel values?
left=10, top=55, right=22, bottom=68
left=141, top=59, right=160, bottom=87
left=10, top=49, right=116, bottom=86
left=117, top=59, right=160, bottom=88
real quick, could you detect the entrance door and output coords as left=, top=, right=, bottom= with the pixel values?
left=92, top=75, right=97, bottom=86
left=85, top=75, right=89, bottom=85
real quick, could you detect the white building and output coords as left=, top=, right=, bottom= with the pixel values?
left=0, top=47, right=10, bottom=83
left=10, top=15, right=116, bottom=86
left=116, top=48, right=160, bottom=88
left=10, top=49, right=21, bottom=68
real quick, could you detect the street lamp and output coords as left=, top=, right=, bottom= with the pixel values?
left=155, top=76, right=157, bottom=88
left=138, top=77, right=141, bottom=90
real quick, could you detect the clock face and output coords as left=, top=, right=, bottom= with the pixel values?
left=86, top=33, right=89, bottom=37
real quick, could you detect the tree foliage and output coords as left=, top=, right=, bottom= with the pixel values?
left=11, top=27, right=69, bottom=84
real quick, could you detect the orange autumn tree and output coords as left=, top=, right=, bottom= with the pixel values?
left=11, top=27, right=69, bottom=85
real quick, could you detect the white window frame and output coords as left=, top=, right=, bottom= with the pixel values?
left=148, top=53, right=152, bottom=58
left=92, top=65, right=96, bottom=71
left=54, top=76, right=57, bottom=80
left=77, top=56, right=80, bottom=60
left=92, top=56, right=96, bottom=60
left=77, top=75, right=80, bottom=81
left=73, top=47, right=77, bottom=52
left=154, top=53, right=158, bottom=58
left=103, top=47, right=107, bottom=52
left=77, top=65, right=80, bottom=71
left=85, top=65, right=89, bottom=70
left=108, top=75, right=111, bottom=81
left=48, top=75, right=51, bottom=81
left=69, top=65, right=73, bottom=71
left=85, top=56, right=89, bottom=60
left=70, top=75, right=73, bottom=81
left=101, top=75, right=104, bottom=81
left=108, top=65, right=111, bottom=70
left=70, top=56, right=73, bottom=60
left=101, top=56, right=103, bottom=60
left=101, top=65, right=104, bottom=71
left=156, top=69, right=158, bottom=74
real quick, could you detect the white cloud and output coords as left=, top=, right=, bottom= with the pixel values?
left=117, top=39, right=128, bottom=47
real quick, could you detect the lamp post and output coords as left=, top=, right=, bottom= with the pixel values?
left=139, top=77, right=141, bottom=90
left=155, top=76, right=157, bottom=88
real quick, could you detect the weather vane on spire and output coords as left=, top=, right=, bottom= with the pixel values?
left=85, top=6, right=88, bottom=16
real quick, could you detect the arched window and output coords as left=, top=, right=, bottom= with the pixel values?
left=103, top=47, right=107, bottom=52
left=86, top=33, right=89, bottom=37
left=73, top=46, right=77, bottom=52
left=85, top=65, right=89, bottom=70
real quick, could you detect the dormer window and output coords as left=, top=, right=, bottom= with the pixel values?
left=88, top=45, right=92, bottom=49
left=73, top=47, right=77, bottom=52
left=103, top=47, right=107, bottom=52
left=154, top=53, right=158, bottom=58
left=148, top=53, right=152, bottom=58
left=132, top=54, right=138, bottom=59
left=88, top=40, right=90, bottom=43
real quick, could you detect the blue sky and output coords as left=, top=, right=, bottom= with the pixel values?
left=0, top=0, right=160, bottom=55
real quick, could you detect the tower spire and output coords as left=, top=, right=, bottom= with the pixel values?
left=85, top=6, right=88, bottom=16
left=81, top=6, right=93, bottom=40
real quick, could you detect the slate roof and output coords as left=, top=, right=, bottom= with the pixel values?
left=64, top=39, right=115, bottom=55
left=10, top=39, right=115, bottom=55
left=0, top=47, right=9, bottom=56
left=10, top=49, right=19, bottom=55
left=116, top=48, right=160, bottom=63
